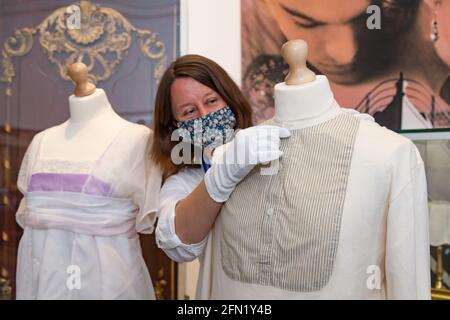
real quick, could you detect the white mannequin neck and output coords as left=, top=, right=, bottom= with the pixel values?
left=41, top=88, right=131, bottom=162
left=274, top=75, right=335, bottom=124
left=68, top=88, right=118, bottom=123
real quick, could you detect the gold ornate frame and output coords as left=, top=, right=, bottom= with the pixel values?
left=1, top=0, right=167, bottom=85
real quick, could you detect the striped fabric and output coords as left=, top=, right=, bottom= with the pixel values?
left=220, top=113, right=360, bottom=292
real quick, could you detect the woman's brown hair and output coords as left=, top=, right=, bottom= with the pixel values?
left=150, top=54, right=253, bottom=181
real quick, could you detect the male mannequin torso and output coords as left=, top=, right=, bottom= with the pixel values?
left=210, top=40, right=430, bottom=300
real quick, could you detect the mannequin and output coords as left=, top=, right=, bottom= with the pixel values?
left=213, top=39, right=430, bottom=299
left=42, top=63, right=130, bottom=161
left=273, top=40, right=335, bottom=126
left=14, top=62, right=161, bottom=299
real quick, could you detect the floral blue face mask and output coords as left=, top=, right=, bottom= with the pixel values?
left=176, top=105, right=237, bottom=150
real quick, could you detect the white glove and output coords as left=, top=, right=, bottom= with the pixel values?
left=342, top=108, right=376, bottom=123
left=204, top=125, right=291, bottom=203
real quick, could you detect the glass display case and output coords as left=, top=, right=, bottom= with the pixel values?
left=400, top=128, right=450, bottom=300
left=0, top=0, right=180, bottom=300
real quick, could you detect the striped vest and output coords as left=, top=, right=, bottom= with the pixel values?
left=219, top=112, right=360, bottom=292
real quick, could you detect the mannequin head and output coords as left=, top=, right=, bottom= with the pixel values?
left=68, top=62, right=89, bottom=83
left=281, top=40, right=308, bottom=69
left=151, top=54, right=253, bottom=180
left=281, top=39, right=316, bottom=85
left=67, top=62, right=96, bottom=97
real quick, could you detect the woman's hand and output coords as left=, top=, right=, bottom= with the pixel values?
left=204, top=125, right=291, bottom=203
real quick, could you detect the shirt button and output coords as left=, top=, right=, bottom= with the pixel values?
left=266, top=207, right=274, bottom=216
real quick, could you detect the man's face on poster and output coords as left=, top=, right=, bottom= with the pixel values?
left=267, top=0, right=380, bottom=84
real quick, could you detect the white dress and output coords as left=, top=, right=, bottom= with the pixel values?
left=15, top=123, right=161, bottom=299
left=156, top=103, right=431, bottom=300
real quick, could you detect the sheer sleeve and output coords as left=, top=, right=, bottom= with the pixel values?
left=134, top=129, right=162, bottom=234
left=16, top=134, right=38, bottom=228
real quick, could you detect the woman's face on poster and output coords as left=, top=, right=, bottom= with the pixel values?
left=267, top=0, right=375, bottom=84
left=428, top=0, right=450, bottom=67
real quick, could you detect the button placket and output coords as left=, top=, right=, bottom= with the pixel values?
left=257, top=160, right=282, bottom=286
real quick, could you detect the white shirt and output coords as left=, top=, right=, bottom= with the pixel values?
left=156, top=106, right=431, bottom=300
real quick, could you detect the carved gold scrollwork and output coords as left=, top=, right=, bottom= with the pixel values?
left=0, top=2, right=171, bottom=299
left=0, top=268, right=11, bottom=300
left=154, top=267, right=167, bottom=300
left=1, top=28, right=35, bottom=83
left=1, top=0, right=167, bottom=84
left=0, top=277, right=12, bottom=300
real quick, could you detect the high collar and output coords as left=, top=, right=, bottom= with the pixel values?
left=269, top=99, right=343, bottom=130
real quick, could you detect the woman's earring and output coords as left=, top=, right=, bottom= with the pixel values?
left=430, top=0, right=441, bottom=42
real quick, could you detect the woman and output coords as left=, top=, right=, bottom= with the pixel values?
left=152, top=54, right=374, bottom=299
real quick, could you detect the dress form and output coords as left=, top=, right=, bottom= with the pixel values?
left=212, top=40, right=430, bottom=299
left=15, top=63, right=160, bottom=300
left=273, top=40, right=336, bottom=128
left=42, top=63, right=131, bottom=161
